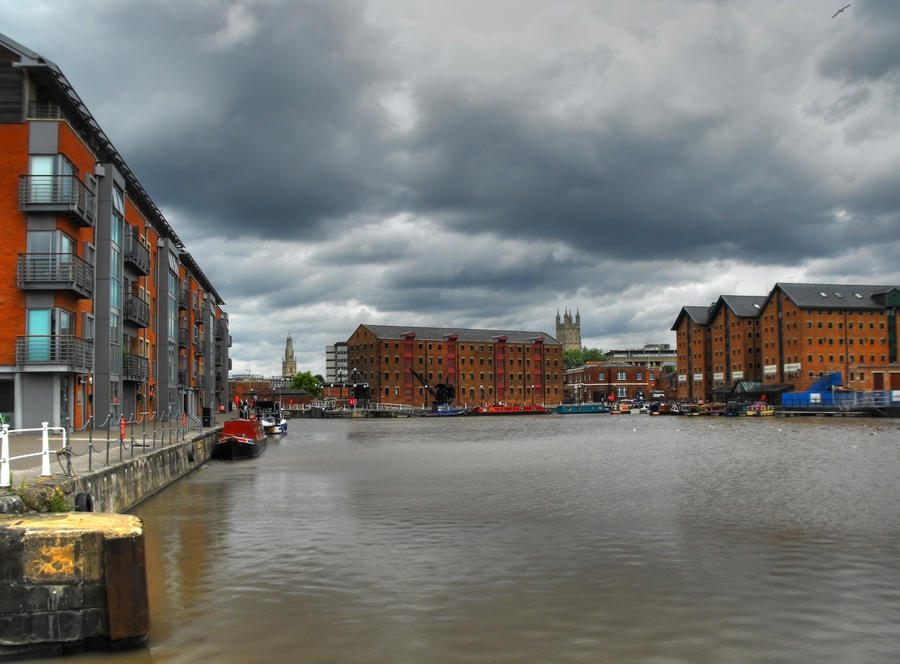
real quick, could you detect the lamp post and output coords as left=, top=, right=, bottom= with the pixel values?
left=480, top=384, right=484, bottom=406
left=531, top=384, right=535, bottom=408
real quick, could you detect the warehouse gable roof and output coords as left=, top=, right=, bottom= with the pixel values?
left=359, top=324, right=561, bottom=345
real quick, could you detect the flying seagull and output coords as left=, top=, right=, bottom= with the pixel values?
left=832, top=3, right=850, bottom=18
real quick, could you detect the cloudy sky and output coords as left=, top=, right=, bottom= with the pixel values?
left=3, top=0, right=900, bottom=376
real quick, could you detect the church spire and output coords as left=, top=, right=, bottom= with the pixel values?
left=282, top=332, right=297, bottom=377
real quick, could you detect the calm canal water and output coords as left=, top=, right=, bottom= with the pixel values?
left=62, top=415, right=900, bottom=663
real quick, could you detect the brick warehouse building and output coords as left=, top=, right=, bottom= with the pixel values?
left=0, top=33, right=230, bottom=428
left=671, top=304, right=713, bottom=401
left=673, top=283, right=900, bottom=402
left=564, top=362, right=672, bottom=403
left=346, top=324, right=565, bottom=408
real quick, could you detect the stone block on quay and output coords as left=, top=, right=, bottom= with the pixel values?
left=0, top=513, right=147, bottom=656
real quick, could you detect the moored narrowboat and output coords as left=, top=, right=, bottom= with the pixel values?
left=213, top=419, right=267, bottom=460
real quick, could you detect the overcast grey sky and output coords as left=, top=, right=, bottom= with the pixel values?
left=3, top=0, right=900, bottom=376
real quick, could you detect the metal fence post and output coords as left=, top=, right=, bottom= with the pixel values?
left=0, top=424, right=9, bottom=488
left=41, top=421, right=51, bottom=477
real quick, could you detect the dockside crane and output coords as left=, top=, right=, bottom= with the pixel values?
left=407, top=368, right=455, bottom=410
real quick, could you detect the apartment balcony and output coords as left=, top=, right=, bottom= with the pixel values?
left=124, top=232, right=150, bottom=275
left=19, top=174, right=96, bottom=227
left=178, top=370, right=189, bottom=386
left=124, top=294, right=150, bottom=328
left=16, top=335, right=93, bottom=373
left=17, top=253, right=94, bottom=299
left=122, top=353, right=150, bottom=382
left=215, top=320, right=226, bottom=340
left=194, top=342, right=205, bottom=357
left=215, top=349, right=224, bottom=366
left=178, top=325, right=189, bottom=349
left=228, top=334, right=233, bottom=348
left=178, top=287, right=189, bottom=311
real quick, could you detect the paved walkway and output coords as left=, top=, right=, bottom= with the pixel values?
left=2, top=413, right=231, bottom=490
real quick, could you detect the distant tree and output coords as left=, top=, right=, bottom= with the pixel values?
left=291, top=371, right=322, bottom=397
left=582, top=348, right=605, bottom=363
left=314, top=374, right=325, bottom=384
left=563, top=347, right=606, bottom=370
left=662, top=364, right=677, bottom=374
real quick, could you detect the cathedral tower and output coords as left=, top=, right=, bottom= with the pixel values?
left=555, top=308, right=582, bottom=353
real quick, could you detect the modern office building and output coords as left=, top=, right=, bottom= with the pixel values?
left=604, top=344, right=677, bottom=369
left=325, top=341, right=348, bottom=384
left=0, top=33, right=229, bottom=428
left=346, top=324, right=564, bottom=408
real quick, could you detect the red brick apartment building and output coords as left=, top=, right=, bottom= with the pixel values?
left=564, top=362, right=670, bottom=403
left=0, top=33, right=230, bottom=428
left=346, top=324, right=565, bottom=408
left=673, top=283, right=900, bottom=402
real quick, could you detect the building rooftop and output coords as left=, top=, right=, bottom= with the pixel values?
left=360, top=324, right=561, bottom=345
left=670, top=305, right=714, bottom=330
left=717, top=295, right=767, bottom=318
left=769, top=283, right=900, bottom=310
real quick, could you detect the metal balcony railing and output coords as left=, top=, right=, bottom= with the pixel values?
left=19, top=174, right=96, bottom=227
left=123, top=353, right=150, bottom=382
left=17, top=253, right=94, bottom=299
left=215, top=320, right=226, bottom=340
left=124, top=294, right=150, bottom=328
left=178, top=287, right=189, bottom=310
left=178, top=326, right=189, bottom=348
left=194, top=342, right=205, bottom=357
left=178, top=370, right=188, bottom=385
left=124, top=232, right=150, bottom=275
left=16, top=336, right=93, bottom=372
left=27, top=102, right=66, bottom=120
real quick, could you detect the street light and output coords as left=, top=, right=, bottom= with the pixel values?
left=480, top=384, right=484, bottom=406
left=531, top=384, right=535, bottom=407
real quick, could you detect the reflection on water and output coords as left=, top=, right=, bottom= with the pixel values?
left=61, top=416, right=900, bottom=662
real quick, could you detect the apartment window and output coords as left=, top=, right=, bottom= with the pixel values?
left=617, top=371, right=626, bottom=380
left=110, top=246, right=120, bottom=308
left=27, top=229, right=75, bottom=256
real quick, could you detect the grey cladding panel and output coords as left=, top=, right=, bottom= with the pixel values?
left=0, top=57, right=22, bottom=122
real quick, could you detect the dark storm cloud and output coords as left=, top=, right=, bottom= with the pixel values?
left=25, top=0, right=899, bottom=266
left=5, top=0, right=900, bottom=374
left=820, top=0, right=900, bottom=82
left=82, top=0, right=400, bottom=238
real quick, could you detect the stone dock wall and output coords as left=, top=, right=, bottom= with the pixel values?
left=73, top=429, right=219, bottom=514
left=0, top=429, right=220, bottom=659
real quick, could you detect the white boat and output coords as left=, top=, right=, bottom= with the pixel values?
left=254, top=400, right=288, bottom=434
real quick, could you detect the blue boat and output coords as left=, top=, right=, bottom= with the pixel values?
left=424, top=404, right=468, bottom=417
left=556, top=403, right=610, bottom=414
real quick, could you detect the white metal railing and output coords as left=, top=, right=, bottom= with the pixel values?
left=1, top=422, right=66, bottom=487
